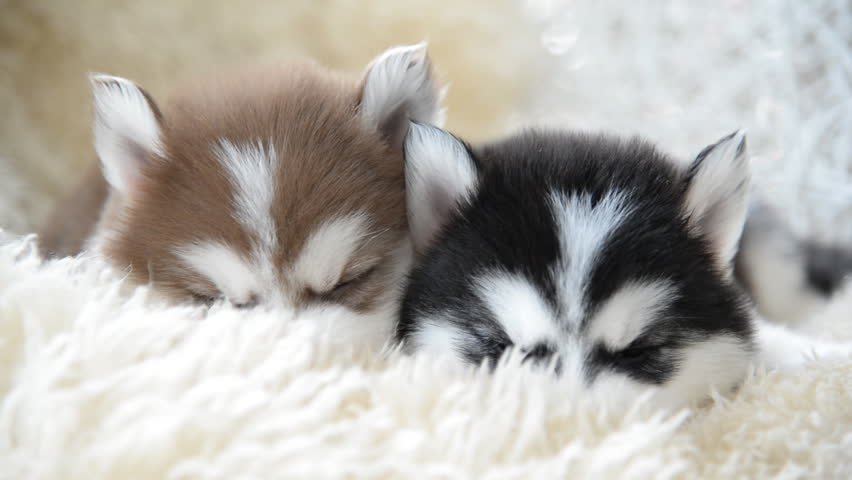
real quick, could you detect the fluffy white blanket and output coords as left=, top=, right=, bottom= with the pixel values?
left=1, top=234, right=850, bottom=479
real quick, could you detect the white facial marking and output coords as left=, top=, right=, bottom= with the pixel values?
left=293, top=214, right=369, bottom=293
left=654, top=334, right=752, bottom=407
left=556, top=336, right=588, bottom=382
left=476, top=272, right=558, bottom=348
left=176, top=241, right=261, bottom=305
left=549, top=191, right=634, bottom=329
left=212, top=139, right=280, bottom=257
left=587, top=280, right=678, bottom=350
left=409, top=316, right=472, bottom=357
left=90, top=73, right=164, bottom=193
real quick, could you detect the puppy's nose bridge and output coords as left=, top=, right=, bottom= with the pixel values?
left=253, top=285, right=297, bottom=312
left=553, top=303, right=585, bottom=334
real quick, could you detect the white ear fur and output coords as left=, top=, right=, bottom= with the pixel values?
left=360, top=43, right=445, bottom=148
left=404, top=123, right=478, bottom=252
left=90, top=73, right=164, bottom=193
left=684, top=130, right=751, bottom=268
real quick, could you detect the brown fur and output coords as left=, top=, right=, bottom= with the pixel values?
left=41, top=60, right=412, bottom=312
left=38, top=164, right=108, bottom=257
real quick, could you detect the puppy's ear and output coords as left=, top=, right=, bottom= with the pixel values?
left=90, top=73, right=164, bottom=194
left=359, top=43, right=445, bottom=151
left=404, top=123, right=478, bottom=252
left=684, top=130, right=751, bottom=269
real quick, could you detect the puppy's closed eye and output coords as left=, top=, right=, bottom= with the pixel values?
left=311, top=265, right=378, bottom=298
left=191, top=292, right=219, bottom=306
left=186, top=283, right=221, bottom=306
left=189, top=290, right=258, bottom=309
left=614, top=343, right=664, bottom=364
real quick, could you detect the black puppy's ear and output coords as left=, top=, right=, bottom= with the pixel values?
left=684, top=130, right=750, bottom=269
left=404, top=123, right=478, bottom=252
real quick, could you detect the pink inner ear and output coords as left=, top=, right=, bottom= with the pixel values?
left=96, top=137, right=156, bottom=196
left=422, top=184, right=455, bottom=245
left=684, top=133, right=751, bottom=267
left=124, top=140, right=154, bottom=187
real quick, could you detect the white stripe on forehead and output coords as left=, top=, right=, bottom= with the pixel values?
left=586, top=280, right=677, bottom=350
left=176, top=241, right=261, bottom=305
left=293, top=213, right=370, bottom=292
left=549, top=190, right=634, bottom=329
left=212, top=139, right=279, bottom=253
left=476, top=272, right=558, bottom=347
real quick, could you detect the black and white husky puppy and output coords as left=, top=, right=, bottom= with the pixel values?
left=397, top=123, right=851, bottom=408
left=736, top=198, right=852, bottom=324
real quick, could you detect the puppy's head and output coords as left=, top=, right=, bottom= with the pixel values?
left=399, top=124, right=756, bottom=408
left=89, top=44, right=443, bottom=319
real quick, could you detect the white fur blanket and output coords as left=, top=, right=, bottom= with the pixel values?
left=1, top=235, right=851, bottom=479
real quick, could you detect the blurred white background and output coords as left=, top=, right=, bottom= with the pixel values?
left=520, top=0, right=851, bottom=243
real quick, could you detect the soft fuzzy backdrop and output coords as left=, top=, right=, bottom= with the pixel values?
left=1, top=0, right=851, bottom=478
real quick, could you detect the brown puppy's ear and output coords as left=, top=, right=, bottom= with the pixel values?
left=404, top=123, right=478, bottom=252
left=683, top=130, right=751, bottom=270
left=89, top=73, right=164, bottom=194
left=358, top=43, right=445, bottom=150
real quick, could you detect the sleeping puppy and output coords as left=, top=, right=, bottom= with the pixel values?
left=397, top=123, right=851, bottom=408
left=735, top=197, right=852, bottom=324
left=38, top=44, right=444, bottom=325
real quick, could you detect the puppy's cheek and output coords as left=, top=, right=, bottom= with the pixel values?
left=345, top=277, right=403, bottom=314
left=381, top=240, right=415, bottom=303
left=346, top=240, right=413, bottom=313
left=301, top=301, right=397, bottom=352
left=584, top=340, right=752, bottom=412
left=652, top=336, right=753, bottom=407
left=406, top=319, right=473, bottom=359
left=295, top=246, right=411, bottom=349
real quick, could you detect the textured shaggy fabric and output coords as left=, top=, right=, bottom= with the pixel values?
left=0, top=236, right=851, bottom=479
left=1, top=0, right=851, bottom=478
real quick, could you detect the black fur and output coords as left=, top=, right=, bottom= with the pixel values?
left=804, top=242, right=852, bottom=295
left=398, top=128, right=754, bottom=385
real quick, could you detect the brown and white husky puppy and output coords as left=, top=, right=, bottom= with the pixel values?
left=39, top=44, right=443, bottom=328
